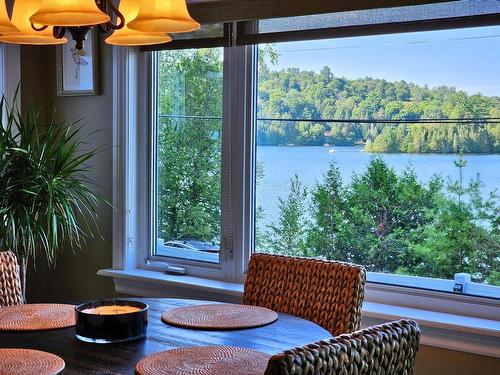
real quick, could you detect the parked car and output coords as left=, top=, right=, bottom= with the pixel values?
left=164, top=239, right=220, bottom=254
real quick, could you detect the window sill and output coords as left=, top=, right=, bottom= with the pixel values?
left=98, top=268, right=243, bottom=302
left=362, top=302, right=499, bottom=358
left=98, top=268, right=500, bottom=358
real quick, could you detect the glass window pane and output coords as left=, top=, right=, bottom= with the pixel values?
left=255, top=26, right=500, bottom=299
left=156, top=48, right=223, bottom=264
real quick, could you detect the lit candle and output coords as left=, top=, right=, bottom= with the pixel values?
left=82, top=305, right=142, bottom=315
left=76, top=300, right=148, bottom=343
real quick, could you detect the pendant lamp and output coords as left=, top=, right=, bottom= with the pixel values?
left=0, top=1, right=18, bottom=34
left=0, top=0, right=67, bottom=45
left=127, top=0, right=200, bottom=34
left=105, top=0, right=172, bottom=46
left=30, top=0, right=110, bottom=27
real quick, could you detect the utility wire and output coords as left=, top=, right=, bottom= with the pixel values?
left=159, top=114, right=500, bottom=125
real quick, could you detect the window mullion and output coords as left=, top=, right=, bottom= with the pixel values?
left=221, top=45, right=257, bottom=283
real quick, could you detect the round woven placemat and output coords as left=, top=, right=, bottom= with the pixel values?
left=0, top=349, right=65, bottom=375
left=136, top=346, right=271, bottom=375
left=161, top=303, right=278, bottom=330
left=0, top=304, right=76, bottom=331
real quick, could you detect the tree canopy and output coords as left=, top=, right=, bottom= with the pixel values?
left=157, top=49, right=223, bottom=243
left=258, top=64, right=500, bottom=153
left=260, top=156, right=500, bottom=286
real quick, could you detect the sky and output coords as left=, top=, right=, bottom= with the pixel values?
left=265, top=26, right=500, bottom=97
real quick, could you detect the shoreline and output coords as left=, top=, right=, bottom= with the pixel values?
left=256, top=144, right=500, bottom=155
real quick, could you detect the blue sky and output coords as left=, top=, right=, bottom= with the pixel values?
left=266, top=26, right=500, bottom=97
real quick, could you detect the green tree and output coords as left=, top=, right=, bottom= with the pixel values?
left=157, top=48, right=223, bottom=243
left=262, top=175, right=309, bottom=255
left=345, top=157, right=440, bottom=272
left=365, top=126, right=400, bottom=152
left=308, top=161, right=347, bottom=260
left=254, top=161, right=267, bottom=251
left=404, top=154, right=500, bottom=284
left=258, top=155, right=500, bottom=286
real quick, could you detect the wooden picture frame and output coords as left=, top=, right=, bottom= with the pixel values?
left=56, top=29, right=99, bottom=96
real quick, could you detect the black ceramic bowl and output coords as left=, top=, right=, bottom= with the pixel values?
left=75, top=300, right=148, bottom=344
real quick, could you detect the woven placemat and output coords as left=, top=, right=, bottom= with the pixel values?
left=136, top=346, right=271, bottom=375
left=161, top=303, right=278, bottom=330
left=0, top=349, right=65, bottom=375
left=0, top=304, right=76, bottom=331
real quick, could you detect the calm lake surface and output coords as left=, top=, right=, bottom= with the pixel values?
left=256, top=146, right=500, bottom=227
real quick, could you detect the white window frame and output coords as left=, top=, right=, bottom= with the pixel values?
left=146, top=48, right=225, bottom=280
left=105, top=40, right=499, bottom=358
left=112, top=44, right=256, bottom=283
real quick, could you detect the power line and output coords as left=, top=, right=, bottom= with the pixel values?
left=272, top=34, right=500, bottom=54
left=256, top=117, right=500, bottom=124
left=159, top=114, right=500, bottom=125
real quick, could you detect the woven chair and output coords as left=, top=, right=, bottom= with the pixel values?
left=244, top=253, right=366, bottom=336
left=0, top=251, right=23, bottom=307
left=264, top=319, right=420, bottom=375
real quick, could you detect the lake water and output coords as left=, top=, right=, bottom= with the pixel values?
left=256, top=146, right=500, bottom=227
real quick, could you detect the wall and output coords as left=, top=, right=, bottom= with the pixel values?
left=19, top=38, right=498, bottom=374
left=415, top=346, right=499, bottom=375
left=21, top=36, right=115, bottom=301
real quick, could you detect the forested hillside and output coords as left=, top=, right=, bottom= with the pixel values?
left=258, top=65, right=500, bottom=153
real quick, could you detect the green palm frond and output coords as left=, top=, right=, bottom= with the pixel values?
left=0, top=92, right=107, bottom=271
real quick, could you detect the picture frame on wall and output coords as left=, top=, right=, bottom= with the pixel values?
left=56, top=29, right=99, bottom=96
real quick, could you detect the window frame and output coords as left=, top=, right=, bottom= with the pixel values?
left=111, top=29, right=499, bottom=316
left=118, top=45, right=258, bottom=283
left=147, top=47, right=227, bottom=280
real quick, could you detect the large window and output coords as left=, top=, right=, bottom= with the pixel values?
left=106, top=4, right=500, bottom=358
left=254, top=27, right=500, bottom=297
left=149, top=26, right=499, bottom=299
left=155, top=48, right=224, bottom=264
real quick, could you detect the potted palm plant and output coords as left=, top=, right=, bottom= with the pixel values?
left=0, top=95, right=105, bottom=299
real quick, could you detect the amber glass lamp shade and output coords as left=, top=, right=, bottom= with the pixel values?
left=127, top=0, right=200, bottom=33
left=30, top=0, right=110, bottom=27
left=0, top=0, right=67, bottom=45
left=0, top=1, right=18, bottom=34
left=105, top=0, right=172, bottom=46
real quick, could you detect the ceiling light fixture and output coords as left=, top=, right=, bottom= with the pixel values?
left=0, top=0, right=68, bottom=46
left=0, top=0, right=18, bottom=33
left=127, top=0, right=200, bottom=33
left=0, top=0, right=199, bottom=49
left=31, top=0, right=111, bottom=27
left=105, top=0, right=172, bottom=47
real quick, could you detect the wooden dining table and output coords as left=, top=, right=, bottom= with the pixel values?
left=0, top=298, right=332, bottom=374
